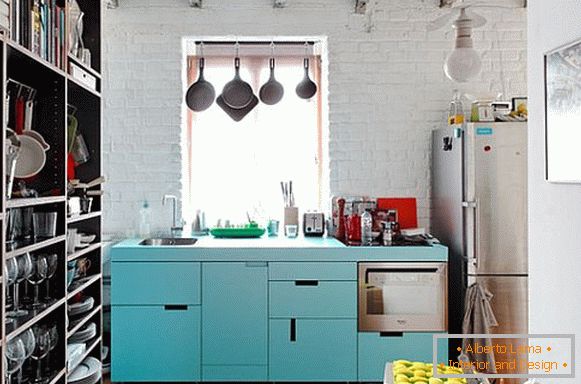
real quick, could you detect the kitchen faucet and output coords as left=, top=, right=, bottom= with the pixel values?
left=162, top=194, right=183, bottom=237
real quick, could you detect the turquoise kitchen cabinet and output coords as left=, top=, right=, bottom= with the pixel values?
left=357, top=332, right=449, bottom=382
left=111, top=261, right=201, bottom=305
left=269, top=280, right=357, bottom=318
left=111, top=305, right=201, bottom=382
left=269, top=261, right=356, bottom=280
left=269, top=318, right=357, bottom=381
left=202, top=262, right=268, bottom=381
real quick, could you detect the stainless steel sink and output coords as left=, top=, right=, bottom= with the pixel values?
left=139, top=238, right=198, bottom=246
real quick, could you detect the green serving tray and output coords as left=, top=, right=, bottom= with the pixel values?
left=209, top=227, right=266, bottom=238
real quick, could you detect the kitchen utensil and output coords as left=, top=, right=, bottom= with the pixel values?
left=209, top=226, right=266, bottom=238
left=259, top=58, right=284, bottom=105
left=267, top=219, right=279, bottom=237
left=283, top=206, right=299, bottom=235
left=67, top=228, right=78, bottom=254
left=72, top=131, right=90, bottom=165
left=192, top=210, right=207, bottom=235
left=222, top=57, right=254, bottom=108
left=68, top=296, right=95, bottom=316
left=27, top=254, right=48, bottom=309
left=285, top=224, right=298, bottom=238
left=14, top=135, right=46, bottom=178
left=216, top=94, right=258, bottom=122
left=295, top=58, right=317, bottom=99
left=33, top=212, right=58, bottom=239
left=76, top=258, right=92, bottom=277
left=79, top=233, right=96, bottom=243
left=6, top=129, right=21, bottom=199
left=80, top=196, right=93, bottom=213
left=42, top=254, right=58, bottom=303
left=185, top=57, right=215, bottom=112
left=68, top=197, right=82, bottom=217
left=303, top=212, right=325, bottom=237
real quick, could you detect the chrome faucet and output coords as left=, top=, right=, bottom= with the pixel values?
left=162, top=194, right=183, bottom=237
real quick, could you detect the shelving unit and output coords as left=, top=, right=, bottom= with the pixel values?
left=1, top=1, right=103, bottom=384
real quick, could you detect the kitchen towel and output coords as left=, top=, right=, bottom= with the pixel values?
left=461, top=282, right=498, bottom=375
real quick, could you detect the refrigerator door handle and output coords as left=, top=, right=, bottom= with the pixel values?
left=462, top=199, right=478, bottom=268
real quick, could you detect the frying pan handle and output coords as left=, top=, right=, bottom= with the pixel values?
left=199, top=57, right=205, bottom=70
left=303, top=58, right=309, bottom=69
left=235, top=57, right=241, bottom=70
left=270, top=58, right=275, bottom=70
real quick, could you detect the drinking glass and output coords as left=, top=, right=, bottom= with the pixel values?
left=32, top=212, right=57, bottom=239
left=5, top=258, right=18, bottom=323
left=27, top=255, right=48, bottom=310
left=17, top=328, right=36, bottom=384
left=30, top=325, right=50, bottom=384
left=5, top=338, right=26, bottom=384
left=42, top=254, right=58, bottom=303
left=44, top=325, right=58, bottom=375
left=8, top=254, right=33, bottom=317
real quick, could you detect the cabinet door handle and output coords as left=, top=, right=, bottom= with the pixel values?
left=294, top=280, right=319, bottom=286
left=245, top=262, right=267, bottom=267
left=290, top=318, right=296, bottom=342
left=164, top=305, right=188, bottom=311
left=379, top=332, right=404, bottom=337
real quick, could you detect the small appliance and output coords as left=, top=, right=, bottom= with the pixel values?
left=303, top=212, right=324, bottom=237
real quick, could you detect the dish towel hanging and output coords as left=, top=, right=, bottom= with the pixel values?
left=460, top=282, right=499, bottom=377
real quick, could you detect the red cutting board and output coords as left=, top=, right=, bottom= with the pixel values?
left=376, top=198, right=418, bottom=229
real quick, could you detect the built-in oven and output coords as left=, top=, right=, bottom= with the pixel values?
left=358, top=262, right=448, bottom=332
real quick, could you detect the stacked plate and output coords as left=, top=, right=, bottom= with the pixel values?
left=69, top=296, right=95, bottom=317
left=70, top=322, right=97, bottom=343
left=69, top=356, right=101, bottom=384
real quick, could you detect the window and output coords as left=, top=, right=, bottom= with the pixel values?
left=183, top=44, right=325, bottom=226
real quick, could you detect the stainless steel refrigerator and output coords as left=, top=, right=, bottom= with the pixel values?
left=431, top=122, right=528, bottom=370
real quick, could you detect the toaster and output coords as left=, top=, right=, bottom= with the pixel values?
left=303, top=212, right=325, bottom=237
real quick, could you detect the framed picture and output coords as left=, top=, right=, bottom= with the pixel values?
left=545, top=38, right=581, bottom=182
left=512, top=97, right=527, bottom=112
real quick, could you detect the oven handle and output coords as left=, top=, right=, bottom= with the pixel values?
left=364, top=267, right=441, bottom=282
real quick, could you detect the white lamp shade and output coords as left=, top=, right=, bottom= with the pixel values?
left=444, top=47, right=482, bottom=83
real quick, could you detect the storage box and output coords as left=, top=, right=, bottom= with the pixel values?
left=70, top=62, right=97, bottom=90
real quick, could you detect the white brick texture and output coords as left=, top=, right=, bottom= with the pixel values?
left=102, top=0, right=527, bottom=235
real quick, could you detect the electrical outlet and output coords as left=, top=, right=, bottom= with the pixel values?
left=355, top=0, right=367, bottom=14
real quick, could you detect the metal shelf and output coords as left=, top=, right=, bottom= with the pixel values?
left=6, top=196, right=67, bottom=209
left=67, top=305, right=102, bottom=338
left=67, top=336, right=102, bottom=375
left=67, top=211, right=102, bottom=224
left=68, top=243, right=102, bottom=262
left=67, top=274, right=102, bottom=299
left=6, top=235, right=67, bottom=259
left=6, top=298, right=66, bottom=341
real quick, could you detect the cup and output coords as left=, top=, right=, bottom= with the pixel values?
left=285, top=224, right=298, bottom=238
left=80, top=197, right=93, bottom=214
left=267, top=220, right=279, bottom=237
left=67, top=228, right=78, bottom=254
left=76, top=258, right=92, bottom=277
left=33, top=212, right=58, bottom=239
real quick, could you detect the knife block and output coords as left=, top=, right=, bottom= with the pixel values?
left=283, top=207, right=299, bottom=236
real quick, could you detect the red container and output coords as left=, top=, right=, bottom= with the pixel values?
left=345, top=214, right=361, bottom=243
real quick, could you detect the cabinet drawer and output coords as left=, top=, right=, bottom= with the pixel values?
left=357, top=332, right=449, bottom=382
left=269, top=262, right=356, bottom=281
left=269, top=318, right=357, bottom=381
left=269, top=281, right=356, bottom=318
left=111, top=262, right=200, bottom=305
left=202, top=365, right=267, bottom=382
left=111, top=305, right=201, bottom=382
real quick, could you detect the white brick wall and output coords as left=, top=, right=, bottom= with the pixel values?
left=102, top=0, right=527, bottom=235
